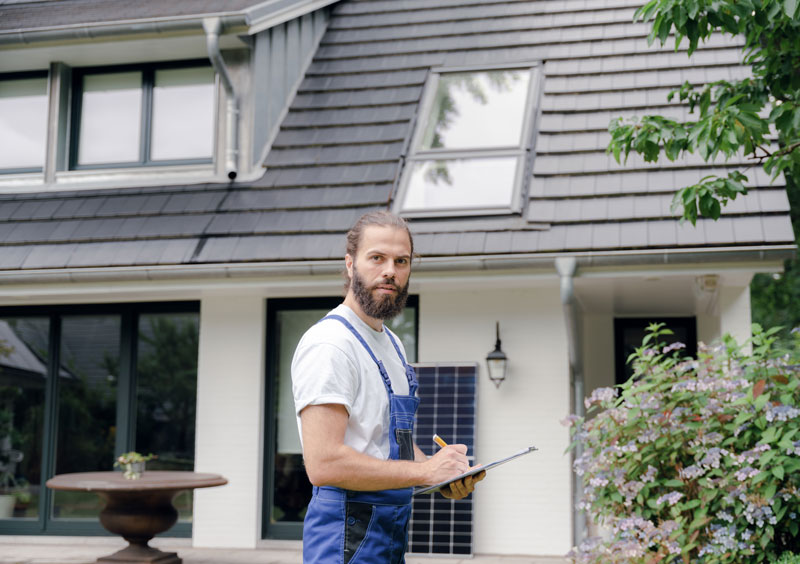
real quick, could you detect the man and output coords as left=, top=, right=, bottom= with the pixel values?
left=292, top=211, right=484, bottom=563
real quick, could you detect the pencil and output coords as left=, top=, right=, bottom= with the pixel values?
left=433, top=434, right=448, bottom=448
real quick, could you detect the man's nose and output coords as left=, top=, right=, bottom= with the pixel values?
left=381, top=261, right=396, bottom=279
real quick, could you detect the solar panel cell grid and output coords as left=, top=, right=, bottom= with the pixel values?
left=409, top=363, right=478, bottom=556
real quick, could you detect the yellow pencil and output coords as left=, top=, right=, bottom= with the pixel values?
left=433, top=434, right=448, bottom=448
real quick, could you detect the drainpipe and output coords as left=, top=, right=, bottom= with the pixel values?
left=203, top=17, right=239, bottom=180
left=555, top=256, right=586, bottom=548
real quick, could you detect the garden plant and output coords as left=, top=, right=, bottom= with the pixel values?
left=566, top=323, right=800, bottom=562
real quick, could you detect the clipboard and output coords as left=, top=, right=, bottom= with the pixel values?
left=413, top=445, right=538, bottom=495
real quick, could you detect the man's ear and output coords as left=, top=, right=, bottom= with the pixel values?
left=345, top=254, right=354, bottom=279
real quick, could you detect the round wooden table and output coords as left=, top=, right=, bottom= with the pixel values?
left=46, top=471, right=227, bottom=564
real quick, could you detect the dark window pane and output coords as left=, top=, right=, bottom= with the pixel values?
left=614, top=317, right=697, bottom=385
left=53, top=315, right=120, bottom=520
left=135, top=313, right=199, bottom=521
left=0, top=317, right=48, bottom=520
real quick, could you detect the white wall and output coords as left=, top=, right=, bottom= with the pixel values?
left=718, top=284, right=752, bottom=348
left=418, top=285, right=572, bottom=556
left=193, top=294, right=266, bottom=548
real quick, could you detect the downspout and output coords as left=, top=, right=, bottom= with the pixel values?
left=555, top=256, right=586, bottom=548
left=203, top=17, right=239, bottom=180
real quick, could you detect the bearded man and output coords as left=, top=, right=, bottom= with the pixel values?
left=291, top=210, right=483, bottom=563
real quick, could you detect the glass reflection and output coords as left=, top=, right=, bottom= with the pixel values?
left=151, top=68, right=215, bottom=161
left=419, top=70, right=530, bottom=151
left=53, top=316, right=119, bottom=520
left=0, top=78, right=48, bottom=170
left=136, top=313, right=199, bottom=521
left=78, top=72, right=142, bottom=165
left=403, top=157, right=519, bottom=211
left=0, top=318, right=48, bottom=520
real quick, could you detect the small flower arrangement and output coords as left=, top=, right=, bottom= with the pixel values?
left=114, top=451, right=157, bottom=480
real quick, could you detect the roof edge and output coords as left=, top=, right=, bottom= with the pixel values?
left=0, top=13, right=249, bottom=47
left=0, top=245, right=793, bottom=286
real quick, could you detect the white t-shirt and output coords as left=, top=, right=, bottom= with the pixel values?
left=291, top=304, right=411, bottom=461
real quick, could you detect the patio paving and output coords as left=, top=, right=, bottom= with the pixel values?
left=0, top=536, right=570, bottom=564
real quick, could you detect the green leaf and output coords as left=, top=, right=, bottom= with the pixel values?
left=785, top=0, right=798, bottom=18
left=664, top=479, right=684, bottom=487
left=771, top=465, right=785, bottom=480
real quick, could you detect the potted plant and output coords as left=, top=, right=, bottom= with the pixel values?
left=0, top=446, right=24, bottom=519
left=114, top=451, right=157, bottom=480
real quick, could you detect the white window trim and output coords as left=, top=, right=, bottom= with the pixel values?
left=395, top=61, right=542, bottom=218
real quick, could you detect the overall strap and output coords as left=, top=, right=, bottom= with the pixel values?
left=322, top=314, right=394, bottom=393
left=385, top=330, right=419, bottom=396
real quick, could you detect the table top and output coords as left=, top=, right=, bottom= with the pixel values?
left=46, top=471, right=228, bottom=493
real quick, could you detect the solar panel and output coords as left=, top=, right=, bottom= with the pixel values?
left=409, top=363, right=478, bottom=556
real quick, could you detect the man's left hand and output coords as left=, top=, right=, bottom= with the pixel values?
left=440, top=468, right=486, bottom=500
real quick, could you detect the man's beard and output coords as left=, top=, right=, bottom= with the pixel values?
left=350, top=266, right=409, bottom=321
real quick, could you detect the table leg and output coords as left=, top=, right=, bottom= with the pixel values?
left=96, top=490, right=182, bottom=564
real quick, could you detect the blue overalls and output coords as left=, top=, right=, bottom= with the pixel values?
left=303, top=314, right=419, bottom=564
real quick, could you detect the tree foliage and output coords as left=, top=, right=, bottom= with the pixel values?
left=607, top=0, right=800, bottom=224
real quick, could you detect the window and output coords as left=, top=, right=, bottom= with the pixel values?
left=614, top=317, right=697, bottom=385
left=398, top=64, right=540, bottom=216
left=263, top=297, right=418, bottom=539
left=0, top=74, right=49, bottom=173
left=71, top=62, right=215, bottom=169
left=0, top=303, right=198, bottom=534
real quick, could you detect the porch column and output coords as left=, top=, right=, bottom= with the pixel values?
left=193, top=294, right=265, bottom=548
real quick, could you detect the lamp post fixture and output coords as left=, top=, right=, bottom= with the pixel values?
left=486, top=321, right=508, bottom=388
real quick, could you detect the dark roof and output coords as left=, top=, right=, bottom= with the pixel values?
left=0, top=0, right=794, bottom=272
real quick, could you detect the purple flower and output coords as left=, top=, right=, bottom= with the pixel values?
left=656, top=491, right=684, bottom=506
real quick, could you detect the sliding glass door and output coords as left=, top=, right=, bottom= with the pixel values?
left=0, top=302, right=199, bottom=535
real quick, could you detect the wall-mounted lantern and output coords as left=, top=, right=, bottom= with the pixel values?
left=486, top=321, right=508, bottom=388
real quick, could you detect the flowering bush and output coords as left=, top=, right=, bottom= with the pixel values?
left=566, top=323, right=800, bottom=563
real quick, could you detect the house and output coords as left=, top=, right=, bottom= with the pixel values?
left=0, top=0, right=795, bottom=558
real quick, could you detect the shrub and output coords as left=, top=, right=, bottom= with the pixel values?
left=774, top=553, right=800, bottom=564
left=566, top=323, right=800, bottom=563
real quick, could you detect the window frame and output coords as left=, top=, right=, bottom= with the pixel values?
left=0, top=70, right=51, bottom=175
left=396, top=62, right=542, bottom=218
left=0, top=301, right=199, bottom=536
left=69, top=60, right=217, bottom=171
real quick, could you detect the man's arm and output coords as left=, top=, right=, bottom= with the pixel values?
left=301, top=403, right=469, bottom=491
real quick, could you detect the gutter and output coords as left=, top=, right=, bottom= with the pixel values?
left=203, top=17, right=239, bottom=180
left=555, top=257, right=586, bottom=549
left=0, top=245, right=793, bottom=285
left=0, top=15, right=248, bottom=46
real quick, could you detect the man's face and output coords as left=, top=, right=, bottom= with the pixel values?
left=346, top=225, right=412, bottom=320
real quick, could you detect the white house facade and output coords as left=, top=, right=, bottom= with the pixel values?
left=0, top=0, right=794, bottom=558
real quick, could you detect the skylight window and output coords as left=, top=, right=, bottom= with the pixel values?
left=397, top=65, right=539, bottom=216
left=0, top=74, right=48, bottom=173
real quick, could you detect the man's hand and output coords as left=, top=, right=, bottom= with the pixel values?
left=440, top=468, right=486, bottom=500
left=420, top=444, right=470, bottom=486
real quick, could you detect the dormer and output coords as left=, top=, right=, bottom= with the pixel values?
left=0, top=0, right=337, bottom=194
